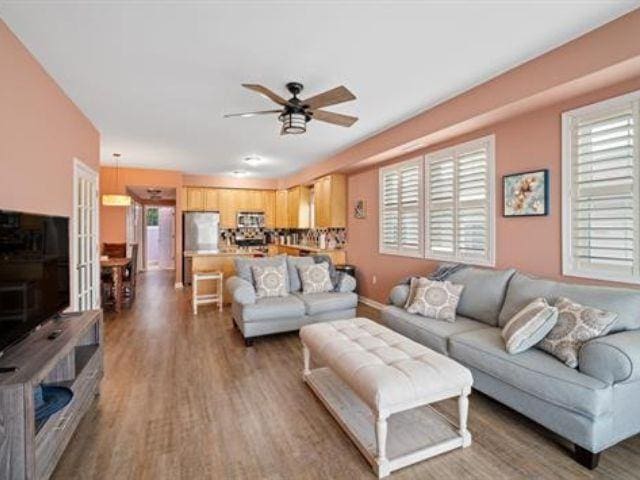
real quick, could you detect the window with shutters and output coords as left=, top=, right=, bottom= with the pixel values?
left=562, top=90, right=640, bottom=284
left=425, top=136, right=495, bottom=266
left=379, top=158, right=423, bottom=256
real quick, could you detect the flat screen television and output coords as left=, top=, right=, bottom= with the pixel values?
left=0, top=210, right=70, bottom=355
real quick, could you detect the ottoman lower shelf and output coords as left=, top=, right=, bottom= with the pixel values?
left=305, top=367, right=464, bottom=477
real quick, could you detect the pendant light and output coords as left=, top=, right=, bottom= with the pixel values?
left=102, top=153, right=132, bottom=206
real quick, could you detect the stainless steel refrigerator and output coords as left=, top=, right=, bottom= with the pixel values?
left=183, top=212, right=220, bottom=283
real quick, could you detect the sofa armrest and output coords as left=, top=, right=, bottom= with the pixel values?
left=225, top=276, right=256, bottom=305
left=389, top=284, right=410, bottom=307
left=338, top=274, right=357, bottom=293
left=579, top=330, right=640, bottom=384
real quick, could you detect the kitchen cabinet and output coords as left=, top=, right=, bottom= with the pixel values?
left=204, top=188, right=219, bottom=210
left=185, top=187, right=205, bottom=211
left=313, top=174, right=347, bottom=228
left=287, top=186, right=311, bottom=229
left=275, top=190, right=288, bottom=228
left=218, top=189, right=238, bottom=228
left=263, top=190, right=276, bottom=228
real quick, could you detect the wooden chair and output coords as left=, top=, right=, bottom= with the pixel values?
left=123, top=244, right=138, bottom=304
left=192, top=271, right=223, bottom=314
left=102, top=243, right=126, bottom=258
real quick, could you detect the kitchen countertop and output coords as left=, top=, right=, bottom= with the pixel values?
left=278, top=244, right=346, bottom=253
left=184, top=248, right=266, bottom=257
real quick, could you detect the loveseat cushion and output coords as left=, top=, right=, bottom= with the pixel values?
left=449, top=328, right=612, bottom=419
left=446, top=267, right=516, bottom=326
left=293, top=291, right=358, bottom=316
left=286, top=256, right=315, bottom=292
left=234, top=255, right=288, bottom=285
left=380, top=305, right=489, bottom=354
left=241, top=295, right=305, bottom=323
left=498, top=272, right=640, bottom=332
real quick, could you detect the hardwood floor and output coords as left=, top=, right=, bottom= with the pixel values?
left=53, top=270, right=640, bottom=479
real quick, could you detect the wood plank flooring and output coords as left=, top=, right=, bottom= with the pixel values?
left=52, top=271, right=640, bottom=479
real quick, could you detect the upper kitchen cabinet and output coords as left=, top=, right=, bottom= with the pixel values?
left=313, top=174, right=347, bottom=228
left=263, top=190, right=276, bottom=228
left=218, top=189, right=239, bottom=228
left=204, top=188, right=219, bottom=210
left=287, top=185, right=311, bottom=229
left=275, top=189, right=288, bottom=228
left=185, top=187, right=205, bottom=211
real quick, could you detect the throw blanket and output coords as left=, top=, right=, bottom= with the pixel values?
left=399, top=262, right=468, bottom=286
left=312, top=254, right=346, bottom=292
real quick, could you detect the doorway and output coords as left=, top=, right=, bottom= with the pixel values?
left=145, top=206, right=175, bottom=270
left=72, top=158, right=99, bottom=311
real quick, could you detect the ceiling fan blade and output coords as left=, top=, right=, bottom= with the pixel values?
left=303, top=86, right=356, bottom=110
left=311, top=109, right=358, bottom=127
left=223, top=109, right=282, bottom=118
left=242, top=84, right=290, bottom=106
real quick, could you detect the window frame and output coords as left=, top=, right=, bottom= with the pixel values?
left=424, top=135, right=496, bottom=267
left=561, top=89, right=640, bottom=284
left=378, top=157, right=424, bottom=258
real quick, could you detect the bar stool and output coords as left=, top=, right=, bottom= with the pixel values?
left=192, top=271, right=224, bottom=314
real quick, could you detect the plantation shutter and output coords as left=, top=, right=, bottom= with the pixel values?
left=379, top=159, right=423, bottom=256
left=565, top=99, right=639, bottom=281
left=425, top=137, right=494, bottom=265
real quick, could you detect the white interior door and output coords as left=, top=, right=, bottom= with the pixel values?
left=72, top=159, right=99, bottom=311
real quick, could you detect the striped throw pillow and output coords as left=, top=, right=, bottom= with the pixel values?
left=502, top=298, right=558, bottom=354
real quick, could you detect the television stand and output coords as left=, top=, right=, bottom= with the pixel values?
left=0, top=310, right=103, bottom=480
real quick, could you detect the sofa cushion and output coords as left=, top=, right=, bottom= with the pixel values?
left=389, top=284, right=410, bottom=308
left=293, top=291, right=358, bottom=316
left=252, top=264, right=289, bottom=298
left=241, top=295, right=305, bottom=323
left=446, top=267, right=516, bottom=326
left=498, top=272, right=640, bottom=332
left=380, top=305, right=489, bottom=354
left=406, top=278, right=464, bottom=322
left=538, top=297, right=618, bottom=368
left=501, top=297, right=558, bottom=354
left=449, top=328, right=612, bottom=419
left=286, top=256, right=315, bottom=292
left=298, top=262, right=334, bottom=294
left=235, top=255, right=287, bottom=285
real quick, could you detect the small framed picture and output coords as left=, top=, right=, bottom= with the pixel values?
left=354, top=199, right=366, bottom=219
left=503, top=169, right=549, bottom=217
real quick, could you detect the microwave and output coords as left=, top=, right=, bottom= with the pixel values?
left=237, top=211, right=265, bottom=228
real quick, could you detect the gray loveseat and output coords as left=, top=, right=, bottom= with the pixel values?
left=382, top=266, right=640, bottom=469
left=227, top=255, right=357, bottom=345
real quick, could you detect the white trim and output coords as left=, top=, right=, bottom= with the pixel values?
left=561, top=89, right=640, bottom=284
left=358, top=296, right=386, bottom=310
left=174, top=282, right=184, bottom=289
left=424, top=134, right=496, bottom=267
left=71, top=158, right=100, bottom=311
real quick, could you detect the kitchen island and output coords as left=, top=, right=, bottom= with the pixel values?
left=184, top=248, right=266, bottom=304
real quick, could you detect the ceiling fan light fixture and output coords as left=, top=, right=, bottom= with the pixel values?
left=243, top=155, right=262, bottom=165
left=231, top=169, right=250, bottom=177
left=280, top=111, right=307, bottom=135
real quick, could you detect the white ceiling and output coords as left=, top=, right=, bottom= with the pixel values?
left=1, top=1, right=638, bottom=178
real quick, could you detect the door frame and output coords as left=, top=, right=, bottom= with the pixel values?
left=71, top=158, right=100, bottom=311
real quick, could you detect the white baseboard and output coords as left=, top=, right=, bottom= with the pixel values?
left=174, top=282, right=184, bottom=289
left=358, top=296, right=385, bottom=311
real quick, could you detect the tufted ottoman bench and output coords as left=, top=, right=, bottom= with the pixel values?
left=300, top=317, right=473, bottom=478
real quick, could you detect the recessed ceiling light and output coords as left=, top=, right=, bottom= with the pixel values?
left=243, top=155, right=262, bottom=166
left=231, top=169, right=249, bottom=177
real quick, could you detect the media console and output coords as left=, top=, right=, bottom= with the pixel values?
left=0, top=310, right=103, bottom=480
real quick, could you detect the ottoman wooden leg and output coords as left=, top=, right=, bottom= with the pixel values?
left=376, top=415, right=390, bottom=478
left=458, top=387, right=472, bottom=447
left=302, top=344, right=311, bottom=379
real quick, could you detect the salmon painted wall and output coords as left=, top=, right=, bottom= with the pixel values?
left=100, top=166, right=184, bottom=283
left=347, top=76, right=640, bottom=303
left=0, top=20, right=100, bottom=216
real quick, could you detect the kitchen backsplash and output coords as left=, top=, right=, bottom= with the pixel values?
left=220, top=228, right=347, bottom=249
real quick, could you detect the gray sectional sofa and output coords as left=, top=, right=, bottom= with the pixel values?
left=227, top=255, right=357, bottom=345
left=382, top=266, right=640, bottom=469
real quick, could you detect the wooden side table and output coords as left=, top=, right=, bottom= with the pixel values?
left=192, top=271, right=224, bottom=314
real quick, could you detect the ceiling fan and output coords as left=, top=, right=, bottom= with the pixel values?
left=224, top=82, right=358, bottom=135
